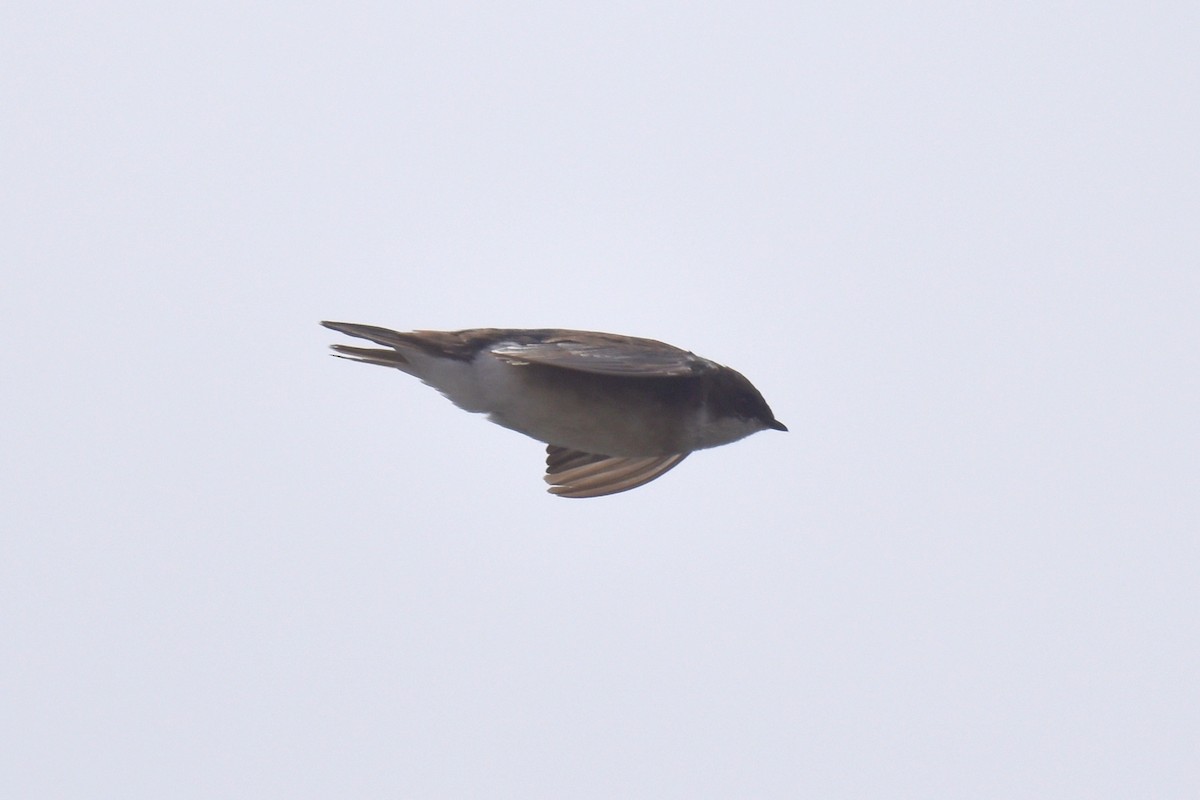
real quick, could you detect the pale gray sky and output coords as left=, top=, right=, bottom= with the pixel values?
left=2, top=2, right=1197, bottom=797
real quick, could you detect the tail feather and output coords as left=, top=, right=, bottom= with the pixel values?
left=321, top=320, right=490, bottom=362
left=322, top=321, right=415, bottom=348
left=329, top=344, right=409, bottom=368
left=322, top=320, right=423, bottom=369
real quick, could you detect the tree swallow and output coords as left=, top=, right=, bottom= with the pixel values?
left=322, top=321, right=787, bottom=498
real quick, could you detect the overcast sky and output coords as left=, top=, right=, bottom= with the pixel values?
left=2, top=2, right=1197, bottom=797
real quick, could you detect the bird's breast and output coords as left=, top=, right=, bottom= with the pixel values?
left=473, top=358, right=690, bottom=456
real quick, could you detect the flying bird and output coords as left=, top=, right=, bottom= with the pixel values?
left=321, top=321, right=786, bottom=497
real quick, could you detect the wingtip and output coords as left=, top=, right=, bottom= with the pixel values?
left=544, top=453, right=689, bottom=498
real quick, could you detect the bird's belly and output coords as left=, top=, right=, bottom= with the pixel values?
left=495, top=403, right=675, bottom=456
left=477, top=362, right=684, bottom=456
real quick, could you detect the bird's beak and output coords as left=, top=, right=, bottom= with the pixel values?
left=769, top=419, right=788, bottom=432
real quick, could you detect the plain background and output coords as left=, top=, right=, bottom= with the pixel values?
left=3, top=2, right=1197, bottom=797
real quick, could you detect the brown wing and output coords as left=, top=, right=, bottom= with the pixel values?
left=545, top=445, right=689, bottom=498
left=492, top=336, right=709, bottom=378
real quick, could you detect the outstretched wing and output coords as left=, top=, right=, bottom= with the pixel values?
left=491, top=335, right=709, bottom=378
left=545, top=445, right=689, bottom=498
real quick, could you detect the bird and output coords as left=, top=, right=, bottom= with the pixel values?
left=321, top=321, right=786, bottom=498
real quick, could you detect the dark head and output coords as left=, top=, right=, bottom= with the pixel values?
left=689, top=365, right=786, bottom=449
left=725, top=368, right=786, bottom=432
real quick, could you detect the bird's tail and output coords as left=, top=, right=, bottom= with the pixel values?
left=321, top=321, right=416, bottom=369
